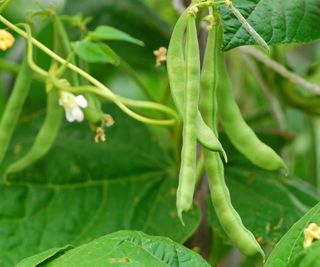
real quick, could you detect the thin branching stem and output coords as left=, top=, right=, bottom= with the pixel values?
left=241, top=46, right=320, bottom=95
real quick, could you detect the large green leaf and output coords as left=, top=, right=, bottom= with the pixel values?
left=265, top=202, right=320, bottom=267
left=0, top=105, right=200, bottom=267
left=221, top=0, right=320, bottom=50
left=18, top=231, right=210, bottom=267
left=207, top=167, right=320, bottom=248
left=15, top=246, right=72, bottom=267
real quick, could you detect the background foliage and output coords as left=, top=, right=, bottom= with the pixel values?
left=0, top=0, right=320, bottom=266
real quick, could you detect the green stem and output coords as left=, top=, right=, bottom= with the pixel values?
left=117, top=95, right=179, bottom=121
left=241, top=46, right=320, bottom=95
left=195, top=0, right=226, bottom=8
left=54, top=83, right=176, bottom=126
left=0, top=15, right=114, bottom=97
left=21, top=23, right=49, bottom=78
left=52, top=13, right=80, bottom=85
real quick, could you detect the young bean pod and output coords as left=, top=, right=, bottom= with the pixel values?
left=205, top=151, right=265, bottom=258
left=5, top=89, right=63, bottom=175
left=167, top=11, right=227, bottom=162
left=201, top=23, right=264, bottom=259
left=176, top=13, right=200, bottom=221
left=216, top=35, right=286, bottom=172
left=0, top=54, right=33, bottom=164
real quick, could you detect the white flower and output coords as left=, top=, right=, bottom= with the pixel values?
left=59, top=92, right=88, bottom=122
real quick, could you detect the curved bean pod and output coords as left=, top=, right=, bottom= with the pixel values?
left=0, top=54, right=33, bottom=164
left=201, top=23, right=264, bottom=259
left=5, top=89, right=63, bottom=175
left=216, top=33, right=286, bottom=171
left=205, top=151, right=265, bottom=258
left=167, top=11, right=227, bottom=162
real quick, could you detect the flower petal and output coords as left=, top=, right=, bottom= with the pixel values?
left=72, top=107, right=84, bottom=122
left=65, top=108, right=75, bottom=122
left=75, top=95, right=88, bottom=108
left=59, top=92, right=77, bottom=109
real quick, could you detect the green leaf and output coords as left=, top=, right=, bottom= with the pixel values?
left=207, top=168, right=319, bottom=248
left=281, top=178, right=320, bottom=207
left=287, top=241, right=320, bottom=267
left=221, top=0, right=320, bottom=50
left=71, top=41, right=120, bottom=65
left=265, top=202, right=320, bottom=267
left=15, top=245, right=72, bottom=267
left=0, top=105, right=200, bottom=266
left=20, top=231, right=210, bottom=267
left=88, top=25, right=144, bottom=46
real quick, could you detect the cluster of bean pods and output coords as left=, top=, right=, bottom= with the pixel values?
left=167, top=3, right=287, bottom=259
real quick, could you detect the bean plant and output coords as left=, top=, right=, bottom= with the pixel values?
left=0, top=0, right=320, bottom=266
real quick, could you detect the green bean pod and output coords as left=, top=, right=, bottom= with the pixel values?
left=176, top=14, right=200, bottom=221
left=167, top=11, right=227, bottom=162
left=216, top=37, right=286, bottom=171
left=200, top=24, right=219, bottom=131
left=0, top=54, right=33, bottom=164
left=201, top=23, right=264, bottom=259
left=206, top=152, right=265, bottom=257
left=5, top=89, right=63, bottom=175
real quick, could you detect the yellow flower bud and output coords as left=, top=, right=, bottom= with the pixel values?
left=0, top=29, right=14, bottom=51
left=303, top=223, right=320, bottom=248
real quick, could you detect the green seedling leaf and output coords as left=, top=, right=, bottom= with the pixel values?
left=72, top=41, right=120, bottom=65
left=88, top=25, right=144, bottom=46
